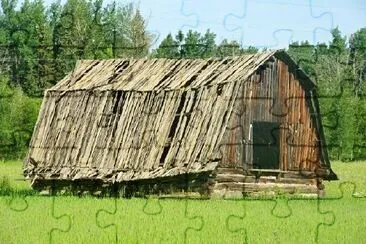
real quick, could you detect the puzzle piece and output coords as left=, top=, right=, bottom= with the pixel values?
left=49, top=196, right=72, bottom=244
left=287, top=44, right=366, bottom=154
left=0, top=189, right=29, bottom=241
left=316, top=90, right=365, bottom=154
left=145, top=16, right=162, bottom=48
left=118, top=103, right=205, bottom=157
left=219, top=123, right=282, bottom=169
left=223, top=0, right=334, bottom=48
left=1, top=2, right=365, bottom=244
left=316, top=182, right=366, bottom=243
left=180, top=0, right=248, bottom=43
left=218, top=94, right=321, bottom=160
left=96, top=196, right=203, bottom=243
left=0, top=195, right=71, bottom=243
left=226, top=196, right=335, bottom=243
left=288, top=44, right=344, bottom=98
left=270, top=29, right=295, bottom=50
left=308, top=0, right=335, bottom=44
left=146, top=193, right=254, bottom=243
left=180, top=0, right=199, bottom=30
left=288, top=62, right=364, bottom=155
left=45, top=196, right=121, bottom=244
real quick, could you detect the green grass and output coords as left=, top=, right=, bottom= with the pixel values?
left=324, top=161, right=366, bottom=197
left=1, top=161, right=365, bottom=243
left=0, top=160, right=32, bottom=192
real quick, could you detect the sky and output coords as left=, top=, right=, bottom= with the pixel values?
left=52, top=0, right=366, bottom=49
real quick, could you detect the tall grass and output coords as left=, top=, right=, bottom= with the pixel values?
left=0, top=161, right=365, bottom=243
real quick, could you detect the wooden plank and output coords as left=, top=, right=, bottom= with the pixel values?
left=215, top=174, right=255, bottom=183
left=216, top=167, right=245, bottom=174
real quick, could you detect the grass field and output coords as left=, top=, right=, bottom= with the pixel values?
left=1, top=161, right=365, bottom=243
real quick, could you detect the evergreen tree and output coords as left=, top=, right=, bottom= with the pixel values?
left=0, top=0, right=52, bottom=96
left=217, top=39, right=241, bottom=57
left=200, top=29, right=216, bottom=57
left=349, top=27, right=366, bottom=96
left=0, top=3, right=364, bottom=162
left=288, top=41, right=316, bottom=79
left=154, top=33, right=179, bottom=58
left=349, top=28, right=366, bottom=159
left=128, top=9, right=152, bottom=57
left=182, top=30, right=203, bottom=58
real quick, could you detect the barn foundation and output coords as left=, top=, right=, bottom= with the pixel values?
left=30, top=169, right=323, bottom=198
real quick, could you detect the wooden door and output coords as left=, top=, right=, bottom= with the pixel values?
left=252, top=121, right=280, bottom=169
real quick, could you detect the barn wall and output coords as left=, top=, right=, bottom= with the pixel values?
left=219, top=58, right=321, bottom=172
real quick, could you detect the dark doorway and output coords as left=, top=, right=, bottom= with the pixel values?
left=252, top=121, right=280, bottom=169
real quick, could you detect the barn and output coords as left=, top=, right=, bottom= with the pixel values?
left=24, top=50, right=338, bottom=197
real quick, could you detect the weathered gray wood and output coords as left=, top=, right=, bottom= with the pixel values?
left=24, top=51, right=333, bottom=197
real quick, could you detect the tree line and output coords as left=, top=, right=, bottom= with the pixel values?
left=0, top=0, right=365, bottom=161
left=288, top=28, right=366, bottom=161
left=0, top=0, right=152, bottom=158
left=0, top=0, right=152, bottom=96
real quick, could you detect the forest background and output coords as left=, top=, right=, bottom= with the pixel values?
left=0, top=0, right=365, bottom=161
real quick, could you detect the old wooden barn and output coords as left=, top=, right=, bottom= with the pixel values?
left=24, top=50, right=337, bottom=197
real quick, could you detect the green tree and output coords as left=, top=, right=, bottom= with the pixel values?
left=155, top=29, right=259, bottom=58
left=0, top=76, right=41, bottom=159
left=349, top=27, right=366, bottom=96
left=181, top=30, right=203, bottom=58
left=288, top=41, right=316, bottom=79
left=314, top=28, right=357, bottom=161
left=349, top=27, right=366, bottom=159
left=103, top=1, right=133, bottom=58
left=217, top=39, right=241, bottom=57
left=20, top=0, right=53, bottom=96
left=127, top=8, right=152, bottom=57
left=0, top=0, right=53, bottom=96
left=154, top=33, right=179, bottom=58
left=200, top=29, right=216, bottom=57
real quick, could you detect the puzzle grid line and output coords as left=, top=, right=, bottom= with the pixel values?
left=1, top=0, right=365, bottom=243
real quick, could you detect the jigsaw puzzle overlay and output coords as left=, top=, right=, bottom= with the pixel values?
left=1, top=0, right=366, bottom=243
left=181, top=0, right=333, bottom=48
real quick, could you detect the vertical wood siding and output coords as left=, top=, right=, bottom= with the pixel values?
left=220, top=59, right=321, bottom=172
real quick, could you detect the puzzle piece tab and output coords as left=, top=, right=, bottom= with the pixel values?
left=96, top=197, right=203, bottom=243
left=223, top=0, right=334, bottom=47
left=0, top=196, right=71, bottom=244
left=317, top=182, right=366, bottom=243
left=226, top=197, right=335, bottom=243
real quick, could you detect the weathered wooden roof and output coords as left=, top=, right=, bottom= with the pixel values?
left=25, top=82, right=239, bottom=182
left=51, top=51, right=276, bottom=91
left=25, top=50, right=335, bottom=183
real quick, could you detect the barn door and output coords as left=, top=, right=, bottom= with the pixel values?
left=252, top=121, right=280, bottom=169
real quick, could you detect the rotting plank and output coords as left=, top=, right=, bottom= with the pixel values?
left=83, top=92, right=110, bottom=168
